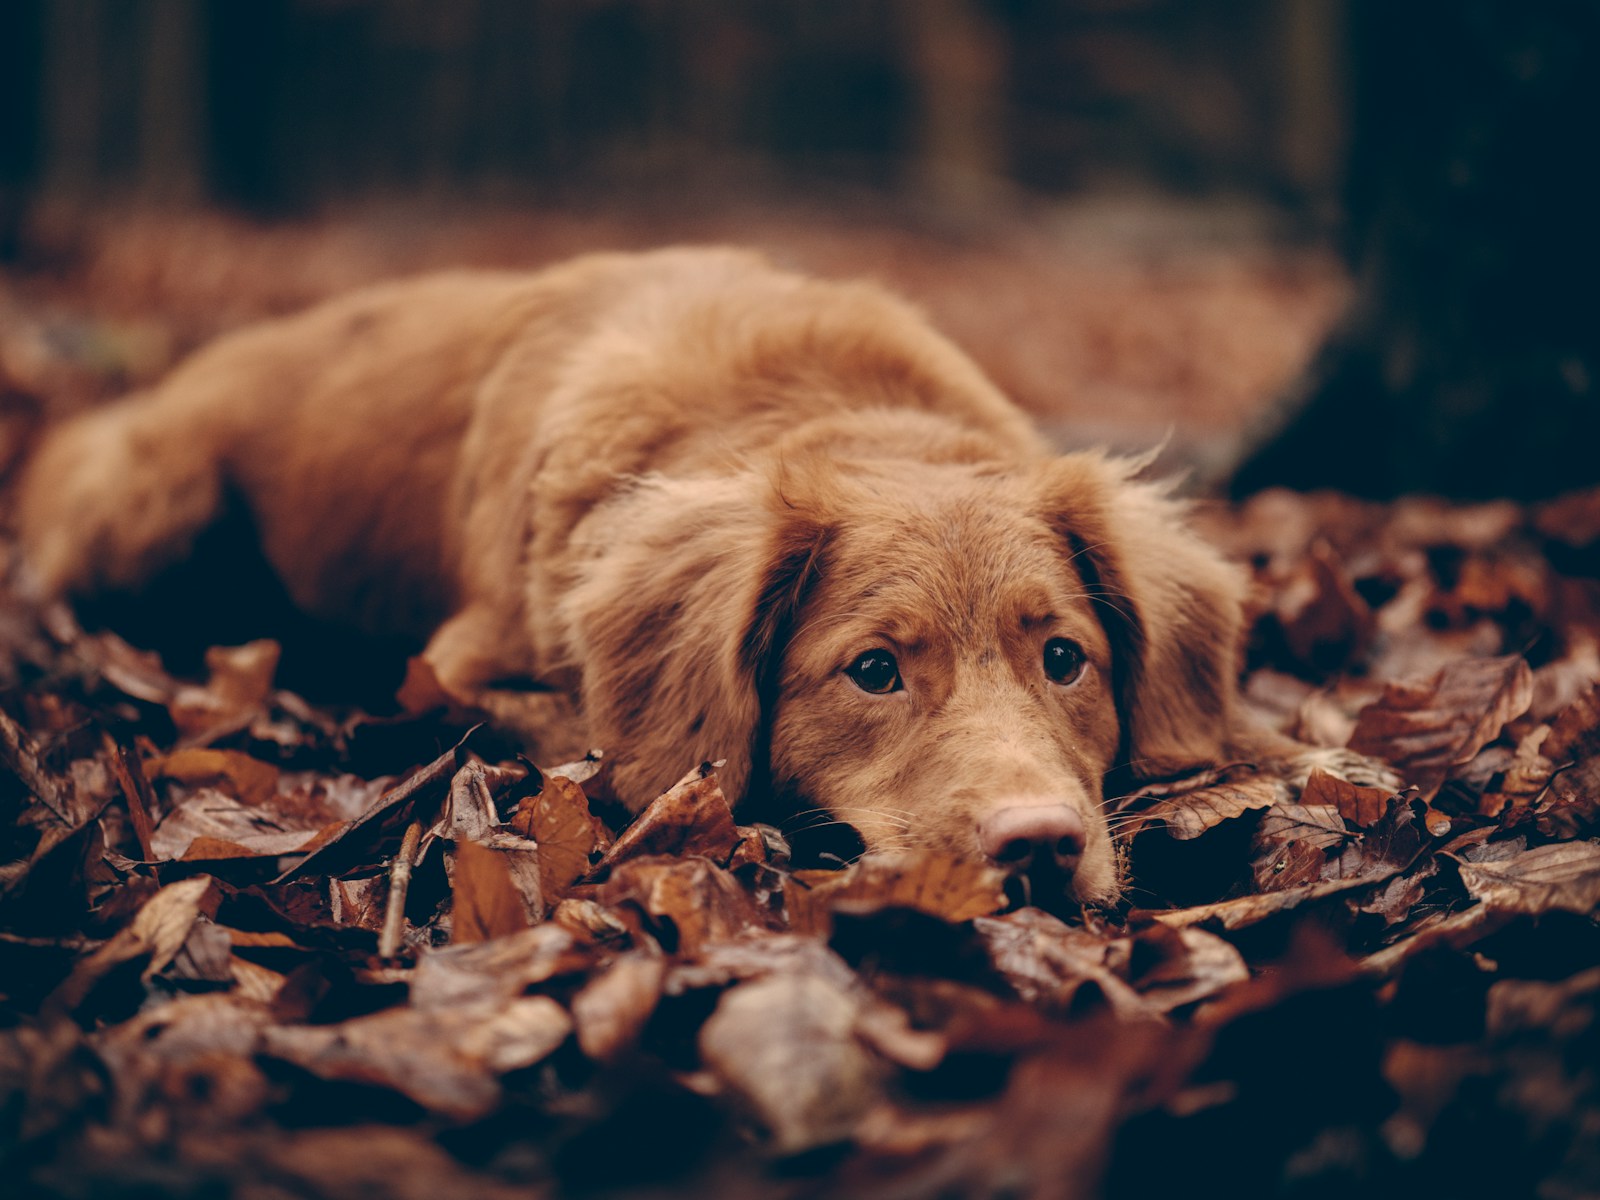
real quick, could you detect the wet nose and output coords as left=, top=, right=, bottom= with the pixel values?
left=978, top=804, right=1086, bottom=873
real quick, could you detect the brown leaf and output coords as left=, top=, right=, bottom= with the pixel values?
left=1539, top=682, right=1600, bottom=763
left=149, top=789, right=324, bottom=862
left=1347, top=654, right=1534, bottom=801
left=393, top=655, right=486, bottom=723
left=1535, top=759, right=1600, bottom=838
left=148, top=747, right=281, bottom=809
left=511, top=774, right=599, bottom=901
left=1479, top=726, right=1557, bottom=821
left=600, top=855, right=767, bottom=954
left=974, top=909, right=1154, bottom=1018
left=274, top=731, right=472, bottom=884
left=168, top=640, right=281, bottom=744
left=104, top=738, right=158, bottom=861
left=596, top=762, right=740, bottom=871
left=1140, top=871, right=1405, bottom=931
left=1119, top=767, right=1288, bottom=841
left=259, top=996, right=571, bottom=1119
left=451, top=838, right=539, bottom=943
left=48, top=876, right=222, bottom=1013
left=1274, top=539, right=1374, bottom=672
left=1485, top=966, right=1600, bottom=1038
left=570, top=951, right=666, bottom=1063
left=1302, top=767, right=1393, bottom=829
left=410, top=924, right=596, bottom=1011
left=787, top=851, right=1008, bottom=934
left=698, top=973, right=884, bottom=1153
left=1125, top=924, right=1251, bottom=1013
left=1251, top=803, right=1351, bottom=891
left=1450, top=841, right=1600, bottom=915
left=93, top=993, right=274, bottom=1128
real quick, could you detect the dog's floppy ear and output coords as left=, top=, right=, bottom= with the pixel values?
left=561, top=469, right=828, bottom=810
left=1039, top=453, right=1247, bottom=779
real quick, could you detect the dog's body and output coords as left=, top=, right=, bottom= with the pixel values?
left=18, top=247, right=1248, bottom=902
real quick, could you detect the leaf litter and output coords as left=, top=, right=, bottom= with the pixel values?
left=3, top=457, right=1600, bottom=1190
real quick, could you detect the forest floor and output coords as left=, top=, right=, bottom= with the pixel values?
left=1, top=202, right=1596, bottom=1199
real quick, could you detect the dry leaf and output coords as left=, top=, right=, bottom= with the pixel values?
left=1119, top=767, right=1288, bottom=841
left=260, top=997, right=570, bottom=1119
left=596, top=762, right=740, bottom=871
left=148, top=747, right=281, bottom=809
left=49, top=876, right=222, bottom=1012
left=1450, top=840, right=1600, bottom=915
left=149, top=788, right=324, bottom=862
left=698, top=973, right=884, bottom=1153
left=511, top=774, right=599, bottom=900
left=1302, top=767, right=1393, bottom=829
left=1347, top=655, right=1534, bottom=800
left=600, top=855, right=766, bottom=954
left=451, top=838, right=539, bottom=943
left=787, top=851, right=1008, bottom=934
left=571, top=951, right=666, bottom=1063
left=168, top=641, right=281, bottom=744
left=974, top=909, right=1154, bottom=1018
left=1141, top=871, right=1404, bottom=931
left=410, top=924, right=595, bottom=1011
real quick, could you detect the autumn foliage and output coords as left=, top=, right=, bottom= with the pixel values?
left=2, top=215, right=1598, bottom=1200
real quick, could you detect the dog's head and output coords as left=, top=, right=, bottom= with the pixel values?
left=569, top=446, right=1244, bottom=905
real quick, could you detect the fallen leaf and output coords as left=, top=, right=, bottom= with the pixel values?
left=1273, top=539, right=1373, bottom=672
left=1302, top=767, right=1393, bottom=828
left=1347, top=655, right=1534, bottom=800
left=698, top=972, right=884, bottom=1153
left=148, top=747, right=281, bottom=809
left=787, top=851, right=1008, bottom=934
left=260, top=996, right=571, bottom=1119
left=1118, top=767, right=1288, bottom=840
left=974, top=909, right=1154, bottom=1018
left=168, top=641, right=281, bottom=744
left=409, top=924, right=596, bottom=1011
left=1251, top=803, right=1351, bottom=891
left=1138, top=871, right=1404, bottom=931
left=49, top=876, right=222, bottom=1013
left=149, top=789, right=323, bottom=862
left=451, top=837, right=539, bottom=943
left=571, top=951, right=666, bottom=1063
left=274, top=731, right=474, bottom=884
left=595, top=762, right=740, bottom=872
left=1450, top=841, right=1600, bottom=915
left=511, top=774, right=600, bottom=901
left=600, top=855, right=767, bottom=954
left=1125, top=924, right=1251, bottom=1013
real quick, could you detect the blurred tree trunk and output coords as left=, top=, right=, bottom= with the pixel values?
left=41, top=0, right=103, bottom=199
left=1230, top=0, right=1600, bottom=500
left=138, top=0, right=206, bottom=203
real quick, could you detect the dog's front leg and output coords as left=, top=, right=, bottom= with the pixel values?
left=423, top=604, right=590, bottom=761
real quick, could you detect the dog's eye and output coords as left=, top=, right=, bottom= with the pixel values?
left=846, top=649, right=901, bottom=694
left=1043, top=638, right=1086, bottom=685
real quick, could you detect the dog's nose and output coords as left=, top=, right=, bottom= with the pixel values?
left=978, top=804, right=1085, bottom=873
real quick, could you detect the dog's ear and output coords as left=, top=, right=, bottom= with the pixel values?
left=561, top=469, right=829, bottom=810
left=1038, top=453, right=1247, bottom=779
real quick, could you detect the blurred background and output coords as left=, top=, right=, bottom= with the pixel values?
left=0, top=0, right=1595, bottom=498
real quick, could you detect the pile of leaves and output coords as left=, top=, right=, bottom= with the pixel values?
left=2, top=481, right=1598, bottom=1200
left=0, top=205, right=1591, bottom=1199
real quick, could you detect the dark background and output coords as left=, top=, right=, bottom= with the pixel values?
left=0, top=1, right=1344, bottom=217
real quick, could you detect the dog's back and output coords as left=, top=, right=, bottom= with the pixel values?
left=17, top=247, right=1041, bottom=637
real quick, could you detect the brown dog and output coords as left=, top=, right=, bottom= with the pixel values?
left=16, top=247, right=1248, bottom=903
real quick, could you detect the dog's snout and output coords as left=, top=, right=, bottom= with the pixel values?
left=978, top=803, right=1086, bottom=873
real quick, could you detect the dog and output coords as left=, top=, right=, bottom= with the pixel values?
left=16, top=246, right=1248, bottom=903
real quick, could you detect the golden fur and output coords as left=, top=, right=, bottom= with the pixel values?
left=17, top=247, right=1249, bottom=902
